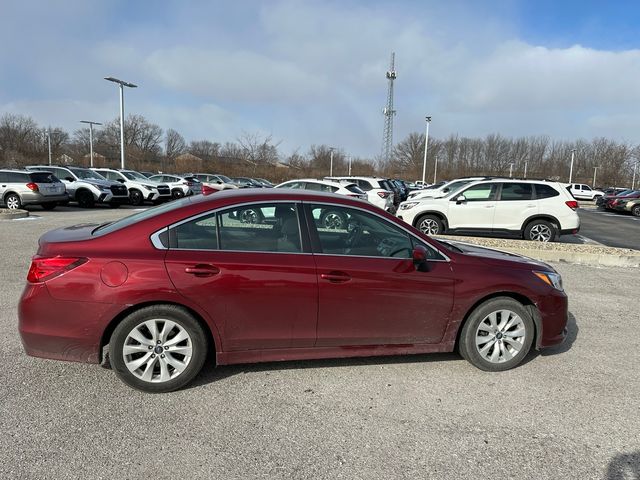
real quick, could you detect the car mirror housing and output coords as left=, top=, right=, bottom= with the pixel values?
left=455, top=195, right=466, bottom=204
left=412, top=245, right=430, bottom=271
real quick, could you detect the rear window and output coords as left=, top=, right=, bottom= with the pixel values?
left=92, top=197, right=193, bottom=236
left=29, top=172, right=59, bottom=184
left=535, top=184, right=560, bottom=199
left=345, top=184, right=366, bottom=194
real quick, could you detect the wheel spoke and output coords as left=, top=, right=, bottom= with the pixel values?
left=165, top=353, right=187, bottom=373
left=504, top=327, right=525, bottom=339
left=489, top=343, right=500, bottom=362
left=500, top=342, right=513, bottom=361
left=160, top=320, right=176, bottom=343
left=123, top=344, right=151, bottom=355
left=167, top=345, right=192, bottom=356
left=140, top=356, right=157, bottom=382
left=125, top=352, right=153, bottom=371
left=128, top=328, right=153, bottom=346
left=158, top=357, right=171, bottom=382
left=479, top=339, right=496, bottom=356
left=164, top=329, right=189, bottom=347
left=497, top=310, right=512, bottom=331
left=503, top=337, right=523, bottom=352
left=487, top=312, right=498, bottom=331
left=144, top=320, right=160, bottom=343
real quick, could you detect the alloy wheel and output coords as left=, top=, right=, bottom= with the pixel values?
left=529, top=224, right=552, bottom=242
left=475, top=310, right=526, bottom=364
left=122, top=319, right=193, bottom=383
left=6, top=194, right=20, bottom=209
left=323, top=212, right=345, bottom=229
left=419, top=218, right=440, bottom=235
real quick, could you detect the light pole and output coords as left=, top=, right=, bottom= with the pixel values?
left=592, top=166, right=599, bottom=188
left=329, top=147, right=335, bottom=177
left=46, top=128, right=52, bottom=166
left=104, top=76, right=137, bottom=169
left=421, top=116, right=431, bottom=184
left=509, top=162, right=515, bottom=178
left=348, top=155, right=352, bottom=176
left=633, top=161, right=639, bottom=190
left=80, top=120, right=102, bottom=168
left=569, top=148, right=576, bottom=183
left=433, top=155, right=438, bottom=184
left=524, top=161, right=528, bottom=179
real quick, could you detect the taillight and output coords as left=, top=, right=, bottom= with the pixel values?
left=202, top=184, right=217, bottom=195
left=377, top=191, right=390, bottom=198
left=26, top=182, right=39, bottom=192
left=27, top=256, right=87, bottom=283
left=565, top=200, right=578, bottom=210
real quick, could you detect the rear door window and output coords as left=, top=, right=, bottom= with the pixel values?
left=499, top=183, right=533, bottom=201
left=535, top=184, right=560, bottom=199
left=29, top=172, right=59, bottom=183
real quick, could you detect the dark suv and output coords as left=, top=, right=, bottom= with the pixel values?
left=0, top=169, right=68, bottom=210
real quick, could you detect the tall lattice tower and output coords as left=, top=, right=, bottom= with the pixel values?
left=381, top=52, right=397, bottom=163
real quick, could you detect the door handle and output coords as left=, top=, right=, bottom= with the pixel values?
left=484, top=205, right=495, bottom=208
left=320, top=271, right=351, bottom=283
left=184, top=264, right=220, bottom=277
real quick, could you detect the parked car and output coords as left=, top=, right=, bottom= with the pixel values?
left=0, top=169, right=68, bottom=210
left=407, top=177, right=487, bottom=200
left=254, top=178, right=275, bottom=188
left=596, top=189, right=634, bottom=208
left=325, top=176, right=394, bottom=211
left=19, top=189, right=568, bottom=392
left=622, top=197, right=640, bottom=217
left=190, top=173, right=239, bottom=191
left=565, top=183, right=604, bottom=201
left=397, top=179, right=580, bottom=242
left=231, top=177, right=265, bottom=188
left=92, top=168, right=172, bottom=206
left=275, top=179, right=368, bottom=229
left=607, top=190, right=640, bottom=211
left=26, top=165, right=129, bottom=208
left=148, top=174, right=203, bottom=198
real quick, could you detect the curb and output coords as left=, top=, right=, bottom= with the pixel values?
left=434, top=235, right=640, bottom=268
left=0, top=208, right=29, bottom=220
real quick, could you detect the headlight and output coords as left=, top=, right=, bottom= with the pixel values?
left=142, top=184, right=152, bottom=191
left=399, top=202, right=419, bottom=210
left=533, top=271, right=563, bottom=291
left=99, top=185, right=110, bottom=191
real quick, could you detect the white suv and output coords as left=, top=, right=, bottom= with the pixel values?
left=93, top=168, right=172, bottom=206
left=325, top=176, right=394, bottom=211
left=566, top=183, right=603, bottom=201
left=398, top=179, right=580, bottom=242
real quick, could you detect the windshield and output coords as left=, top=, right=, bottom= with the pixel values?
left=122, top=171, right=149, bottom=181
left=441, top=180, right=474, bottom=197
left=216, top=174, right=232, bottom=182
left=69, top=167, right=107, bottom=180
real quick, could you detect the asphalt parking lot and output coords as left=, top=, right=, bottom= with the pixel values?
left=0, top=208, right=639, bottom=479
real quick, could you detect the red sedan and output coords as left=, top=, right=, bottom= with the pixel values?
left=19, top=189, right=568, bottom=392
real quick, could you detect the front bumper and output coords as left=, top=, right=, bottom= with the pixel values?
left=535, top=289, right=569, bottom=349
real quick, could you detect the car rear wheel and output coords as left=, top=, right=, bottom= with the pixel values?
left=416, top=214, right=443, bottom=236
left=459, top=297, right=534, bottom=371
left=110, top=305, right=208, bottom=393
left=41, top=202, right=57, bottom=210
left=172, top=189, right=185, bottom=199
left=5, top=193, right=22, bottom=210
left=524, top=219, right=556, bottom=242
left=76, top=190, right=95, bottom=208
left=129, top=189, right=144, bottom=206
left=319, top=210, right=347, bottom=230
left=632, top=205, right=640, bottom=217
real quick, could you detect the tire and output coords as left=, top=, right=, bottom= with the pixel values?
left=41, top=202, right=57, bottom=210
left=632, top=205, right=640, bottom=217
left=129, top=189, right=144, bottom=206
left=5, top=193, right=22, bottom=210
left=458, top=297, right=534, bottom=372
left=109, top=305, right=208, bottom=393
left=172, top=189, right=185, bottom=199
left=523, top=219, right=556, bottom=242
left=319, top=210, right=347, bottom=230
left=239, top=207, right=264, bottom=224
left=415, top=214, right=444, bottom=236
left=76, top=190, right=95, bottom=208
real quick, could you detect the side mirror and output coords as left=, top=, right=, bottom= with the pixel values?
left=455, top=195, right=466, bottom=204
left=412, top=245, right=430, bottom=271
left=65, top=177, right=74, bottom=182
left=442, top=187, right=450, bottom=193
left=117, top=178, right=125, bottom=183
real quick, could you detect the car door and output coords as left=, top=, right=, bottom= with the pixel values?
left=164, top=202, right=318, bottom=351
left=492, top=182, right=536, bottom=231
left=447, top=183, right=498, bottom=230
left=307, top=203, right=455, bottom=346
left=0, top=172, right=8, bottom=201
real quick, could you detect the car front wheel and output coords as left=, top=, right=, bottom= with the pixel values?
left=129, top=189, right=144, bottom=206
left=524, top=219, right=556, bottom=242
left=109, top=305, right=208, bottom=393
left=632, top=205, right=640, bottom=217
left=459, top=297, right=534, bottom=371
left=415, top=214, right=444, bottom=236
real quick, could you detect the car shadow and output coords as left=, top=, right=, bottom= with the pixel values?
left=606, top=450, right=640, bottom=479
left=188, top=351, right=462, bottom=390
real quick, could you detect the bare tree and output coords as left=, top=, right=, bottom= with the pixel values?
left=165, top=128, right=186, bottom=159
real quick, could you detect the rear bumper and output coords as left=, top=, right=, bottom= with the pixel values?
left=18, top=283, right=113, bottom=364
left=20, top=192, right=69, bottom=205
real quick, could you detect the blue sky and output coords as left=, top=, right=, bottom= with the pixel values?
left=2, top=0, right=640, bottom=159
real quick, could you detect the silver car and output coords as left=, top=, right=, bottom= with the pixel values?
left=0, top=169, right=68, bottom=210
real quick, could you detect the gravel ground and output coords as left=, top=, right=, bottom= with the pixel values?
left=0, top=209, right=639, bottom=479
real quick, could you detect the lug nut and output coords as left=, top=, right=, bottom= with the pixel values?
left=151, top=354, right=156, bottom=358
left=157, top=340, right=161, bottom=344
left=148, top=346, right=153, bottom=350
left=161, top=354, right=165, bottom=358
left=164, top=346, right=169, bottom=350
